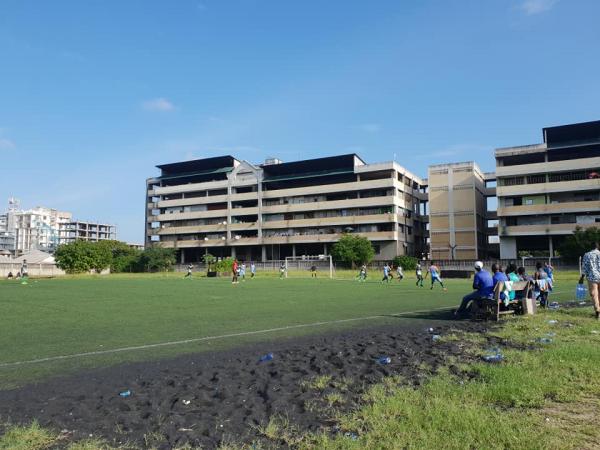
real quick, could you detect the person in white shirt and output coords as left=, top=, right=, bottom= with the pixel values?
left=581, top=242, right=600, bottom=320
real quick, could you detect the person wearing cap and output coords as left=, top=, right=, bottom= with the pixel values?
left=455, top=261, right=494, bottom=317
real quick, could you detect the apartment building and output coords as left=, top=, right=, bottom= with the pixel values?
left=496, top=120, right=600, bottom=259
left=428, top=162, right=497, bottom=260
left=146, top=154, right=428, bottom=262
left=14, top=207, right=72, bottom=253
left=58, top=220, right=117, bottom=245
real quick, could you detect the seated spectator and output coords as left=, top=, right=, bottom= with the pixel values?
left=7, top=271, right=13, bottom=279
left=492, top=263, right=509, bottom=303
left=454, top=261, right=494, bottom=317
left=506, top=263, right=520, bottom=301
left=516, top=266, right=535, bottom=298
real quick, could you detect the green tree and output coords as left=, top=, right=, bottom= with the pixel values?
left=559, top=226, right=600, bottom=260
left=203, top=253, right=217, bottom=272
left=139, top=246, right=177, bottom=272
left=331, top=234, right=375, bottom=267
left=54, top=240, right=111, bottom=274
left=392, top=255, right=418, bottom=271
left=96, top=240, right=142, bottom=272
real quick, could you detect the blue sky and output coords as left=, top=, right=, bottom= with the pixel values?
left=1, top=0, right=599, bottom=243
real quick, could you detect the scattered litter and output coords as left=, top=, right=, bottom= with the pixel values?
left=537, top=337, right=553, bottom=344
left=549, top=302, right=560, bottom=310
left=182, top=400, right=191, bottom=405
left=482, top=354, right=503, bottom=363
left=259, top=352, right=274, bottom=362
left=548, top=320, right=558, bottom=325
left=178, top=428, right=193, bottom=432
left=119, top=390, right=131, bottom=398
left=546, top=332, right=556, bottom=337
left=431, top=335, right=441, bottom=341
left=482, top=347, right=503, bottom=363
left=377, top=356, right=391, bottom=365
left=563, top=323, right=574, bottom=328
left=579, top=301, right=587, bottom=306
left=344, top=432, right=359, bottom=440
left=426, top=327, right=434, bottom=333
left=591, top=330, right=599, bottom=334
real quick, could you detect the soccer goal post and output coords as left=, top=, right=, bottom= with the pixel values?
left=284, top=255, right=334, bottom=279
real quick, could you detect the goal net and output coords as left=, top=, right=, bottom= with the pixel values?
left=284, top=255, right=334, bottom=279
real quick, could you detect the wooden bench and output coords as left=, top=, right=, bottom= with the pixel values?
left=471, top=280, right=533, bottom=321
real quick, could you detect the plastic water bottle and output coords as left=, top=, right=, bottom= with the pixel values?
left=432, top=334, right=441, bottom=341
left=259, top=352, right=273, bottom=362
left=576, top=283, right=587, bottom=301
left=119, top=390, right=131, bottom=397
left=538, top=337, right=553, bottom=344
left=377, top=356, right=391, bottom=365
left=482, top=354, right=503, bottom=363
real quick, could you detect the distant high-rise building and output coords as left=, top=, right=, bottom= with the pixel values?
left=58, top=220, right=116, bottom=244
left=496, top=120, right=600, bottom=259
left=428, top=162, right=497, bottom=260
left=146, top=154, right=429, bottom=262
left=14, top=207, right=72, bottom=253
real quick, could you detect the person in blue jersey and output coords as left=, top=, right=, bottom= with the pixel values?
left=425, top=263, right=446, bottom=291
left=455, top=261, right=494, bottom=317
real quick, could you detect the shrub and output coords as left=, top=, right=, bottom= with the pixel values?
left=392, top=255, right=418, bottom=270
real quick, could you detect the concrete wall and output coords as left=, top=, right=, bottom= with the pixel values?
left=499, top=236, right=517, bottom=259
left=0, top=263, right=66, bottom=278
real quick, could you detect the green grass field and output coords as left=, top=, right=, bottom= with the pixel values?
left=0, top=271, right=579, bottom=389
left=1, top=271, right=597, bottom=450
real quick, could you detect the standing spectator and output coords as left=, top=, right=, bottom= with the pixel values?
left=581, top=242, right=600, bottom=320
left=534, top=261, right=550, bottom=307
left=543, top=262, right=554, bottom=291
left=310, top=264, right=317, bottom=278
left=184, top=263, right=193, bottom=278
left=21, top=259, right=28, bottom=278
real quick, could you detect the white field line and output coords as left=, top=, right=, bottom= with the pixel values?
left=0, top=306, right=453, bottom=369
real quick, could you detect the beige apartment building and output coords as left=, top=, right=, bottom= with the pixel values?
left=496, top=120, right=600, bottom=259
left=146, top=154, right=428, bottom=262
left=428, top=162, right=497, bottom=260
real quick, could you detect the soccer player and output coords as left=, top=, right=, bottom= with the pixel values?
left=396, top=264, right=404, bottom=281
left=426, top=263, right=446, bottom=291
left=279, top=263, right=286, bottom=279
left=358, top=264, right=367, bottom=282
left=310, top=264, right=317, bottom=278
left=240, top=263, right=246, bottom=281
left=381, top=263, right=391, bottom=283
left=250, top=262, right=256, bottom=278
left=184, top=263, right=193, bottom=278
left=415, top=263, right=424, bottom=287
left=232, top=259, right=239, bottom=284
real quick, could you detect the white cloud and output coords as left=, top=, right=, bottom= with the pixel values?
left=0, top=137, right=15, bottom=150
left=142, top=98, right=176, bottom=112
left=358, top=123, right=382, bottom=133
left=519, top=0, right=558, bottom=15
